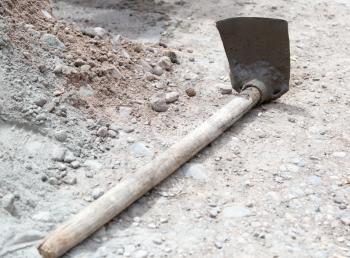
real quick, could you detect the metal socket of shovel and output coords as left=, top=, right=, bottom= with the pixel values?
left=38, top=17, right=290, bottom=258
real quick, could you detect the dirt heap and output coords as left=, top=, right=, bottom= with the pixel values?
left=0, top=0, right=51, bottom=24
left=1, top=0, right=178, bottom=121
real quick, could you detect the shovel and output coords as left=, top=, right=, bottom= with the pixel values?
left=38, top=17, right=290, bottom=258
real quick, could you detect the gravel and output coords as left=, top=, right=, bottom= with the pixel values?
left=150, top=93, right=168, bottom=112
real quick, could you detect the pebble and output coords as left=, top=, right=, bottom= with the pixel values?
left=0, top=34, right=10, bottom=48
left=340, top=212, right=350, bottom=225
left=109, top=123, right=119, bottom=132
left=97, top=126, right=108, bottom=137
left=209, top=208, right=220, bottom=218
left=158, top=56, right=172, bottom=70
left=58, top=164, right=67, bottom=171
left=165, top=50, right=179, bottom=64
left=165, top=92, right=179, bottom=103
left=63, top=150, right=76, bottom=163
left=119, top=106, right=133, bottom=118
left=54, top=130, right=68, bottom=142
left=185, top=88, right=196, bottom=97
left=332, top=152, right=347, bottom=158
left=71, top=161, right=80, bottom=169
left=214, top=241, right=223, bottom=249
left=2, top=193, right=16, bottom=215
left=218, top=84, right=232, bottom=94
left=108, top=130, right=117, bottom=138
left=84, top=160, right=103, bottom=170
left=32, top=211, right=54, bottom=222
left=182, top=163, right=208, bottom=181
left=222, top=206, right=251, bottom=218
left=34, top=98, right=47, bottom=107
left=145, top=72, right=158, bottom=81
left=92, top=188, right=105, bottom=199
left=150, top=93, right=168, bottom=112
left=51, top=146, right=66, bottom=161
left=134, top=250, right=148, bottom=258
left=308, top=175, right=322, bottom=185
left=40, top=33, right=65, bottom=49
left=153, top=238, right=162, bottom=245
left=48, top=177, right=58, bottom=185
left=82, top=27, right=108, bottom=38
left=130, top=142, right=153, bottom=158
left=151, top=66, right=164, bottom=76
left=85, top=170, right=94, bottom=178
left=74, top=59, right=85, bottom=67
left=62, top=175, right=77, bottom=185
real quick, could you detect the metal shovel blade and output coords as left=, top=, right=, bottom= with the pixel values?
left=217, top=17, right=290, bottom=100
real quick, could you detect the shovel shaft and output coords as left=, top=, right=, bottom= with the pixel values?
left=38, top=87, right=260, bottom=258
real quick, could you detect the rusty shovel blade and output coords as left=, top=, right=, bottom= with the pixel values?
left=217, top=17, right=290, bottom=100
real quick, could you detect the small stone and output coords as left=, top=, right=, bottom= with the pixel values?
left=130, top=142, right=153, bottom=158
left=58, top=164, right=67, bottom=171
left=74, top=59, right=85, bottom=67
left=71, top=161, right=80, bottom=169
left=148, top=223, right=157, bottom=229
left=34, top=98, right=47, bottom=107
left=165, top=50, right=179, bottom=64
left=127, top=137, right=135, bottom=143
left=92, top=188, right=105, bottom=199
left=145, top=72, right=158, bottom=81
left=48, top=177, right=58, bottom=185
left=185, top=88, right=196, bottom=97
left=2, top=194, right=16, bottom=215
left=214, top=241, right=223, bottom=249
left=80, top=64, right=91, bottom=73
left=85, top=170, right=94, bottom=178
left=134, top=250, right=148, bottom=258
left=97, top=126, right=108, bottom=137
left=332, top=152, right=347, bottom=158
left=151, top=66, right=164, bottom=76
left=53, top=64, right=63, bottom=74
left=340, top=212, right=350, bottom=225
left=182, top=163, right=208, bottom=181
left=158, top=56, right=172, bottom=70
left=209, top=208, right=220, bottom=218
left=63, top=175, right=77, bottom=185
left=119, top=106, right=133, bottom=118
left=41, top=9, right=52, bottom=19
left=153, top=238, right=162, bottom=245
left=218, top=84, right=232, bottom=94
left=51, top=147, right=66, bottom=162
left=165, top=92, right=179, bottom=103
left=150, top=93, right=168, bottom=112
left=117, top=248, right=124, bottom=255
left=123, top=126, right=135, bottom=133
left=41, top=33, right=65, bottom=49
left=160, top=217, right=168, bottom=224
left=32, top=211, right=54, bottom=222
left=63, top=151, right=76, bottom=163
left=108, top=130, right=117, bottom=138
left=36, top=114, right=47, bottom=121
left=82, top=27, right=108, bottom=38
left=308, top=175, right=322, bottom=185
left=84, top=160, right=103, bottom=170
left=41, top=174, right=48, bottom=182
left=288, top=117, right=296, bottom=123
left=222, top=206, right=251, bottom=218
left=109, top=123, right=119, bottom=132
left=54, top=130, right=68, bottom=142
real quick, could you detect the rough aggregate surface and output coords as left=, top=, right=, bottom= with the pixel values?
left=1, top=0, right=350, bottom=257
